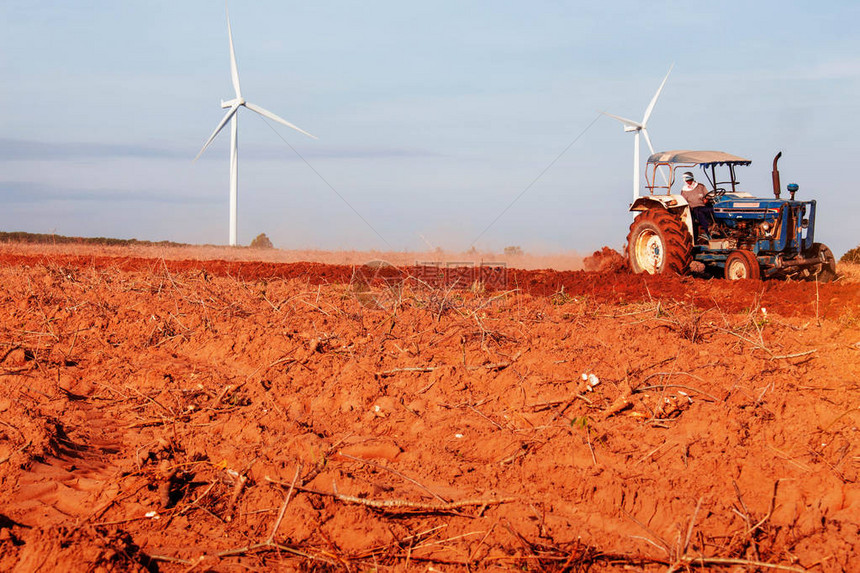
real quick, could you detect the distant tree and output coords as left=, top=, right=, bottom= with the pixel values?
left=0, top=231, right=186, bottom=248
left=504, top=245, right=523, bottom=256
left=841, top=245, right=860, bottom=263
left=250, top=233, right=274, bottom=249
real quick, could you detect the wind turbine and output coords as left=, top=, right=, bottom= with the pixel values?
left=602, top=65, right=673, bottom=202
left=195, top=4, right=316, bottom=247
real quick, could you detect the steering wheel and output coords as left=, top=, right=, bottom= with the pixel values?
left=706, top=188, right=727, bottom=201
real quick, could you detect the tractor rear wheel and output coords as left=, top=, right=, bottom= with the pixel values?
left=724, top=250, right=761, bottom=280
left=626, top=209, right=692, bottom=274
left=809, top=243, right=837, bottom=282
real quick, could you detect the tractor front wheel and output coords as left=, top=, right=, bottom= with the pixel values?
left=626, top=209, right=692, bottom=274
left=724, top=250, right=761, bottom=280
left=809, top=243, right=837, bottom=282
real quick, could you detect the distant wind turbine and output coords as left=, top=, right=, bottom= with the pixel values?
left=602, top=65, right=673, bottom=202
left=195, top=4, right=317, bottom=247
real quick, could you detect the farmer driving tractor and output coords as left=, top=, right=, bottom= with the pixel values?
left=681, top=171, right=713, bottom=242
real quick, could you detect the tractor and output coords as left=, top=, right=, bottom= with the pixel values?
left=625, top=150, right=837, bottom=281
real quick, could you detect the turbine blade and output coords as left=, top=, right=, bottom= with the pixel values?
left=641, top=128, right=656, bottom=155
left=642, top=128, right=669, bottom=184
left=246, top=102, right=318, bottom=139
left=601, top=111, right=642, bottom=130
left=195, top=105, right=239, bottom=160
left=642, top=63, right=674, bottom=125
left=226, top=3, right=242, bottom=98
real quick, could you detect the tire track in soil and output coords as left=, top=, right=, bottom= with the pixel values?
left=7, top=402, right=126, bottom=526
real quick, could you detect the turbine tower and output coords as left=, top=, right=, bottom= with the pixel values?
left=602, top=65, right=673, bottom=202
left=196, top=4, right=316, bottom=246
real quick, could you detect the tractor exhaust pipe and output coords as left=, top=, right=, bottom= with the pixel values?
left=772, top=151, right=782, bottom=199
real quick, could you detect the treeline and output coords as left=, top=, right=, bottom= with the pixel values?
left=0, top=231, right=187, bottom=248
left=842, top=245, right=860, bottom=264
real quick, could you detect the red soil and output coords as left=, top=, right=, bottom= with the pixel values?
left=0, top=246, right=858, bottom=571
left=1, top=250, right=854, bottom=317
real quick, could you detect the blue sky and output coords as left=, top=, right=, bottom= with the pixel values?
left=2, top=1, right=858, bottom=255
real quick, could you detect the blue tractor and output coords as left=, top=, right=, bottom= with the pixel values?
left=625, top=150, right=837, bottom=281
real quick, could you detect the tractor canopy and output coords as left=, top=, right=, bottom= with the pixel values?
left=646, top=150, right=751, bottom=167
left=644, top=150, right=752, bottom=195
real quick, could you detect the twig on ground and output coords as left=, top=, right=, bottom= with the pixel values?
left=622, top=505, right=675, bottom=563
left=731, top=479, right=761, bottom=561
left=215, top=541, right=328, bottom=562
left=0, top=440, right=31, bottom=465
left=199, top=464, right=342, bottom=565
left=585, top=428, right=598, bottom=466
left=770, top=349, right=817, bottom=360
left=322, top=480, right=513, bottom=513
left=415, top=378, right=437, bottom=394
left=527, top=393, right=592, bottom=413
left=266, top=464, right=301, bottom=545
left=749, top=479, right=780, bottom=535
left=410, top=530, right=486, bottom=553
left=634, top=440, right=677, bottom=465
left=634, top=377, right=719, bottom=402
left=465, top=403, right=505, bottom=431
left=148, top=554, right=194, bottom=566
left=467, top=361, right=512, bottom=372
left=468, top=522, right=498, bottom=563
left=639, top=371, right=708, bottom=385
left=766, top=445, right=812, bottom=472
left=815, top=276, right=821, bottom=326
left=682, top=497, right=703, bottom=556
left=353, top=524, right=448, bottom=560
left=376, top=366, right=436, bottom=377
left=337, top=452, right=449, bottom=503
left=714, top=325, right=771, bottom=354
left=178, top=480, right=218, bottom=517
left=824, top=407, right=860, bottom=431
left=225, top=473, right=248, bottom=520
left=681, top=556, right=805, bottom=572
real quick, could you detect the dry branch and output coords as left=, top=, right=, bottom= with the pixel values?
left=198, top=464, right=344, bottom=566
left=0, top=440, right=31, bottom=465
left=270, top=478, right=514, bottom=513
left=527, top=393, right=592, bottom=411
left=376, top=366, right=436, bottom=377
left=266, top=464, right=301, bottom=544
left=337, top=452, right=449, bottom=503
left=680, top=556, right=805, bottom=572
left=634, top=375, right=719, bottom=402
left=770, top=349, right=817, bottom=360
left=331, top=491, right=514, bottom=512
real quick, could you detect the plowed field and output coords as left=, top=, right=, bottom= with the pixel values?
left=1, top=245, right=858, bottom=572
